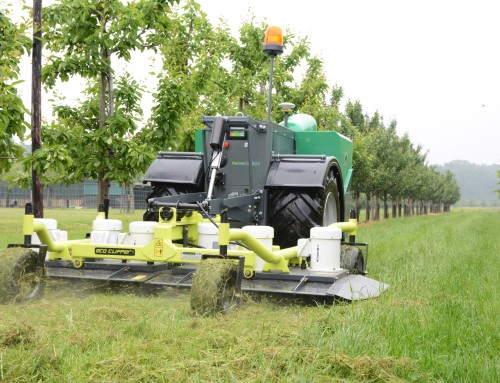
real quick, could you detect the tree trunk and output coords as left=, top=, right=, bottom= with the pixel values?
left=31, top=0, right=43, bottom=218
left=127, top=184, right=134, bottom=213
left=97, top=21, right=111, bottom=209
left=392, top=200, right=397, bottom=218
left=354, top=191, right=361, bottom=221
left=46, top=186, right=52, bottom=208
left=373, top=194, right=380, bottom=221
left=365, top=193, right=371, bottom=222
left=383, top=191, right=389, bottom=219
left=398, top=200, right=402, bottom=218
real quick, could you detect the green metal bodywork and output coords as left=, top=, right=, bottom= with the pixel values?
left=294, top=130, right=353, bottom=194
left=194, top=129, right=203, bottom=152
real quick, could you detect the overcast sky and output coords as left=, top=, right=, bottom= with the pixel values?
left=196, top=0, right=500, bottom=166
left=12, top=0, right=500, bottom=166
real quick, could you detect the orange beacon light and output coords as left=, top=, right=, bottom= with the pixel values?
left=263, top=26, right=283, bottom=56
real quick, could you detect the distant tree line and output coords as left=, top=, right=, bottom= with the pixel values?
left=0, top=0, right=460, bottom=220
left=437, top=160, right=498, bottom=207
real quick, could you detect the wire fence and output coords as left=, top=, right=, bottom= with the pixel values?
left=0, top=181, right=151, bottom=211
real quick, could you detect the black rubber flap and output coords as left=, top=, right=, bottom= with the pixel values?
left=144, top=155, right=203, bottom=184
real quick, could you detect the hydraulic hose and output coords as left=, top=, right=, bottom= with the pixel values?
left=229, top=229, right=297, bottom=264
left=329, top=219, right=357, bottom=237
left=23, top=214, right=70, bottom=258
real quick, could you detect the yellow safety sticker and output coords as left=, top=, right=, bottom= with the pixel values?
left=154, top=238, right=163, bottom=257
left=132, top=275, right=147, bottom=281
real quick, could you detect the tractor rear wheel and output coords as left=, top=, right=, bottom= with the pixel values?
left=268, top=171, right=340, bottom=249
left=143, top=183, right=201, bottom=221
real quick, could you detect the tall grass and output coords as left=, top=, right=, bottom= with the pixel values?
left=0, top=209, right=498, bottom=382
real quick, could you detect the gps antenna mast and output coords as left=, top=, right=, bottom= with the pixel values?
left=263, top=26, right=284, bottom=121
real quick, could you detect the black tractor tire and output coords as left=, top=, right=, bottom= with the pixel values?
left=268, top=171, right=341, bottom=249
left=0, top=248, right=46, bottom=304
left=143, top=183, right=201, bottom=221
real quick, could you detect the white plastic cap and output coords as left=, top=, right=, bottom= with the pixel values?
left=310, top=226, right=342, bottom=240
left=92, top=219, right=122, bottom=231
left=242, top=225, right=274, bottom=238
left=34, top=218, right=58, bottom=230
left=197, top=222, right=219, bottom=235
left=129, top=221, right=158, bottom=234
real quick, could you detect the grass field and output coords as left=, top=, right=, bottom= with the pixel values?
left=0, top=208, right=498, bottom=382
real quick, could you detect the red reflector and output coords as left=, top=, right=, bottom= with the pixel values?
left=223, top=142, right=229, bottom=149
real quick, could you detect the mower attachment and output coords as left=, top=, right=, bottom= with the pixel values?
left=44, top=260, right=388, bottom=301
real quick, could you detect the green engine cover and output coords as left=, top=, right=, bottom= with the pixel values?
left=279, top=113, right=318, bottom=132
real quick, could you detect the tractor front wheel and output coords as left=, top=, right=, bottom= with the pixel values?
left=268, top=171, right=341, bottom=249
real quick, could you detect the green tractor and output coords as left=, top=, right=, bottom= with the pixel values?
left=1, top=26, right=387, bottom=314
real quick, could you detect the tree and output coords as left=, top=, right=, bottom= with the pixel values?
left=39, top=77, right=153, bottom=208
left=497, top=169, right=500, bottom=199
left=152, top=13, right=311, bottom=152
left=0, top=10, right=31, bottom=175
left=222, top=21, right=310, bottom=123
left=439, top=170, right=461, bottom=212
left=41, top=0, right=178, bottom=208
left=151, top=0, right=233, bottom=152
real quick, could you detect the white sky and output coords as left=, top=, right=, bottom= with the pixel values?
left=12, top=0, right=500, bottom=166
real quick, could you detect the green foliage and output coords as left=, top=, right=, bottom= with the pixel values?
left=38, top=0, right=178, bottom=194
left=42, top=0, right=178, bottom=86
left=149, top=0, right=234, bottom=151
left=0, top=10, right=31, bottom=174
left=35, top=78, right=155, bottom=187
left=151, top=10, right=311, bottom=151
left=3, top=0, right=462, bottom=215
